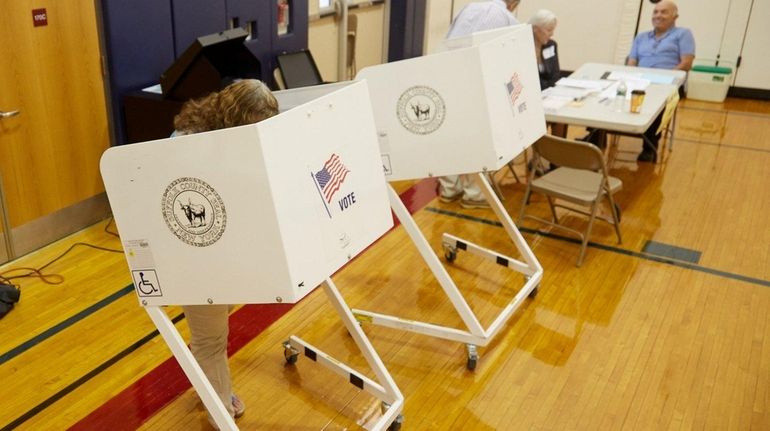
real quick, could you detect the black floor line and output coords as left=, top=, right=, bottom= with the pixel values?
left=679, top=105, right=770, bottom=119
left=1, top=312, right=186, bottom=431
left=672, top=137, right=770, bottom=154
left=425, top=206, right=770, bottom=288
left=0, top=285, right=134, bottom=365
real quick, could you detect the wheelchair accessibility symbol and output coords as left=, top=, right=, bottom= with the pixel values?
left=132, top=270, right=162, bottom=297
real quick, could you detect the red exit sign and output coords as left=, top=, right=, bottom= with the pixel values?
left=32, top=8, right=48, bottom=27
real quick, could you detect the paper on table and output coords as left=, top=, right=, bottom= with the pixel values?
left=555, top=78, right=611, bottom=91
left=606, top=71, right=643, bottom=81
left=541, top=95, right=572, bottom=111
left=543, top=86, right=591, bottom=100
left=598, top=79, right=650, bottom=100
left=625, top=79, right=650, bottom=92
left=606, top=71, right=654, bottom=89
left=641, top=73, right=676, bottom=84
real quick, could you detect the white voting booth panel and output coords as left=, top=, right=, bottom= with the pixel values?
left=101, top=82, right=391, bottom=306
left=101, top=81, right=403, bottom=431
left=438, top=24, right=528, bottom=53
left=357, top=24, right=545, bottom=181
left=353, top=27, right=545, bottom=370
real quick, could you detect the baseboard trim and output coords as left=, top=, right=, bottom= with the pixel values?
left=10, top=193, right=112, bottom=259
left=728, top=86, right=770, bottom=101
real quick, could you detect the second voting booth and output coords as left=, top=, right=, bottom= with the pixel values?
left=101, top=81, right=403, bottom=430
left=355, top=24, right=546, bottom=369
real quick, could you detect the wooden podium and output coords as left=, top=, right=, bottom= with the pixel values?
left=101, top=81, right=403, bottom=430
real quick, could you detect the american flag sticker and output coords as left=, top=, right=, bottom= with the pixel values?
left=311, top=153, right=350, bottom=218
left=506, top=73, right=524, bottom=106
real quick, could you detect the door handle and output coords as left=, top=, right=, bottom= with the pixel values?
left=0, top=110, right=20, bottom=118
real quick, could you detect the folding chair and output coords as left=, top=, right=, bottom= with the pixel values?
left=518, top=135, right=623, bottom=266
left=605, top=91, right=680, bottom=165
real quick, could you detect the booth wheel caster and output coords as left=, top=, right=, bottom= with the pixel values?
left=381, top=403, right=404, bottom=431
left=388, top=416, right=404, bottom=431
left=466, top=344, right=479, bottom=371
left=283, top=342, right=299, bottom=365
left=525, top=276, right=539, bottom=299
left=443, top=244, right=457, bottom=263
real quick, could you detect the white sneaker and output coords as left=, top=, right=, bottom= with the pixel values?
left=439, top=191, right=462, bottom=203
left=460, top=198, right=490, bottom=209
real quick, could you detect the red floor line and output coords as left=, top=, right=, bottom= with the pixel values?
left=68, top=178, right=437, bottom=430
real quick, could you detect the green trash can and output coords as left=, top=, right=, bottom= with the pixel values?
left=687, top=63, right=733, bottom=102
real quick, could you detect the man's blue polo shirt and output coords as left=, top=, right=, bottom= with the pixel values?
left=629, top=27, right=695, bottom=69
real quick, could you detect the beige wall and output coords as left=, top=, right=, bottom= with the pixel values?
left=309, top=4, right=385, bottom=82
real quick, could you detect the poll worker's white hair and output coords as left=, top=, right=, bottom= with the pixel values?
left=528, top=9, right=557, bottom=28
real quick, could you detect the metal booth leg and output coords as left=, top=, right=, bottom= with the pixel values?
left=283, top=278, right=404, bottom=431
left=352, top=179, right=543, bottom=370
left=145, top=306, right=237, bottom=431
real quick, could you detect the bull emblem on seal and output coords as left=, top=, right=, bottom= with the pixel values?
left=179, top=199, right=206, bottom=227
left=410, top=103, right=431, bottom=121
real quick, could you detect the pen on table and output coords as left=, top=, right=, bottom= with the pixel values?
left=598, top=97, right=608, bottom=104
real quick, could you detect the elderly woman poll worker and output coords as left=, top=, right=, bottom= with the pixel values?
left=530, top=9, right=560, bottom=90
left=172, top=79, right=279, bottom=425
left=529, top=9, right=566, bottom=138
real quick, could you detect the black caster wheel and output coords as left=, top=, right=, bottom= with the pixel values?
left=388, top=415, right=404, bottom=431
left=466, top=356, right=478, bottom=371
left=466, top=344, right=479, bottom=371
left=283, top=343, right=299, bottom=364
left=444, top=248, right=457, bottom=263
left=528, top=285, right=539, bottom=299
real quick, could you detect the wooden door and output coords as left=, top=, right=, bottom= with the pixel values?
left=0, top=0, right=109, bottom=259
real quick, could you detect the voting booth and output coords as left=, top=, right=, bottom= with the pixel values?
left=101, top=81, right=403, bottom=430
left=359, top=25, right=544, bottom=181
left=354, top=25, right=545, bottom=370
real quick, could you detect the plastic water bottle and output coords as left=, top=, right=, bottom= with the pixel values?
left=614, top=81, right=627, bottom=112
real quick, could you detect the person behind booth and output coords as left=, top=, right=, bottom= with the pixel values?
left=446, top=0, right=521, bottom=39
left=441, top=0, right=521, bottom=208
left=172, top=79, right=279, bottom=424
left=627, top=0, right=694, bottom=162
left=529, top=9, right=566, bottom=138
left=530, top=9, right=560, bottom=90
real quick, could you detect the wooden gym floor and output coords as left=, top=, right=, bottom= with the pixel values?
left=1, top=97, right=769, bottom=430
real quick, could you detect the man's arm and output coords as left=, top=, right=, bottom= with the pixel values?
left=674, top=54, right=694, bottom=71
left=675, top=29, right=696, bottom=71
left=627, top=34, right=640, bottom=66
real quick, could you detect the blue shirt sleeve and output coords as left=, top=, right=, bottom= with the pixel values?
left=628, top=34, right=641, bottom=61
left=678, top=28, right=695, bottom=57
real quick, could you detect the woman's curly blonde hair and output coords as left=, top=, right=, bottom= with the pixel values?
left=174, top=79, right=279, bottom=134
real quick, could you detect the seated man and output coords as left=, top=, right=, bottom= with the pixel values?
left=627, top=0, right=694, bottom=162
